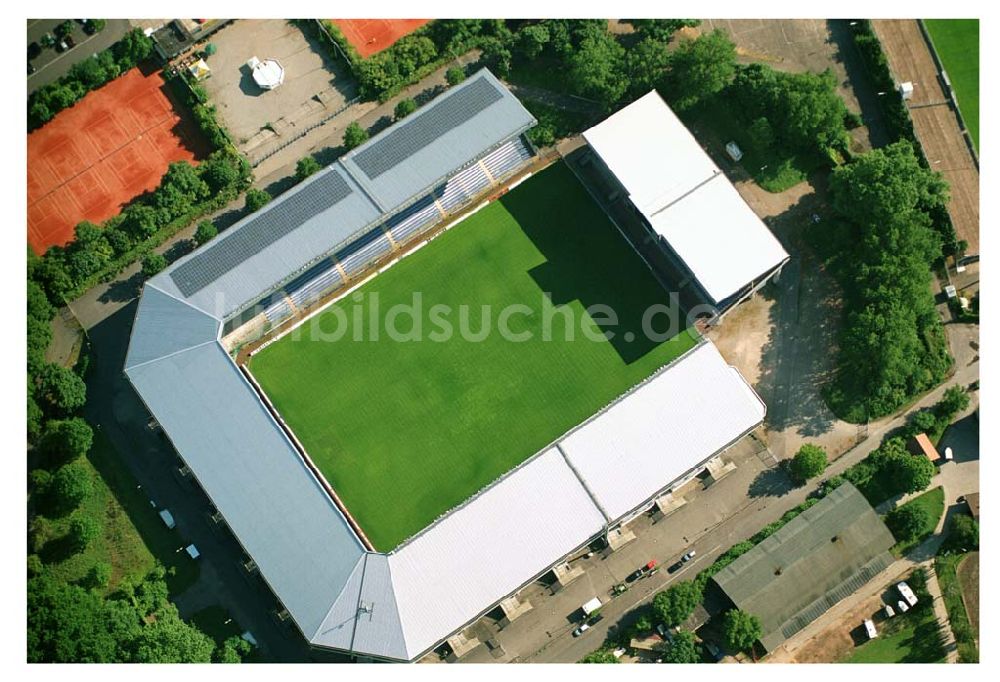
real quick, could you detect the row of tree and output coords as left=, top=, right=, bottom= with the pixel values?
left=29, top=29, right=155, bottom=129
left=824, top=141, right=953, bottom=421
left=29, top=149, right=250, bottom=304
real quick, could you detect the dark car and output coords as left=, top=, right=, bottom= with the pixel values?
left=28, top=41, right=42, bottom=60
left=64, top=35, right=76, bottom=49
left=625, top=559, right=657, bottom=583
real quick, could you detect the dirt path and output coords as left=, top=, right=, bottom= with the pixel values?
left=873, top=20, right=979, bottom=255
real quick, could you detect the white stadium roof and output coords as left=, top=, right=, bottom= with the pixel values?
left=583, top=90, right=789, bottom=304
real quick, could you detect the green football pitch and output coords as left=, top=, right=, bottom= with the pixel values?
left=250, top=162, right=698, bottom=550
left=925, top=19, right=979, bottom=150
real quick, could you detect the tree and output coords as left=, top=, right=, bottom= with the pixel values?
left=28, top=396, right=45, bottom=443
left=198, top=151, right=243, bottom=194
left=343, top=121, right=369, bottom=150
left=827, top=142, right=952, bottom=420
left=936, top=385, right=970, bottom=421
left=244, top=188, right=270, bottom=213
left=877, top=437, right=936, bottom=494
left=131, top=605, right=215, bottom=663
left=28, top=316, right=53, bottom=374
left=113, top=28, right=154, bottom=70
left=35, top=363, right=86, bottom=415
left=662, top=29, right=736, bottom=111
left=722, top=609, right=762, bottom=653
left=193, top=220, right=218, bottom=247
left=886, top=503, right=931, bottom=543
left=48, top=462, right=93, bottom=515
left=945, top=513, right=978, bottom=551
left=214, top=636, right=251, bottom=663
left=908, top=409, right=939, bottom=435
left=28, top=554, right=44, bottom=577
left=788, top=444, right=828, bottom=484
left=295, top=155, right=322, bottom=182
left=141, top=253, right=168, bottom=279
left=630, top=19, right=699, bottom=42
left=85, top=562, right=113, bottom=590
left=479, top=36, right=513, bottom=78
left=568, top=30, right=628, bottom=107
left=394, top=98, right=418, bottom=120
left=445, top=66, right=466, bottom=86
left=652, top=580, right=702, bottom=627
left=516, top=23, right=551, bottom=61
left=626, top=38, right=671, bottom=96
left=28, top=280, right=56, bottom=322
left=40, top=417, right=94, bottom=465
left=69, top=514, right=102, bottom=553
left=662, top=629, right=701, bottom=663
left=581, top=649, right=620, bottom=663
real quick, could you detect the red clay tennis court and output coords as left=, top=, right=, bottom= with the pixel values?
left=330, top=19, right=430, bottom=58
left=27, top=67, right=205, bottom=254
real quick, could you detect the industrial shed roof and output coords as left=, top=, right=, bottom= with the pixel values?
left=710, top=482, right=896, bottom=651
left=582, top=90, right=789, bottom=304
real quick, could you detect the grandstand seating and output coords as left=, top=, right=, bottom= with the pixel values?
left=257, top=135, right=535, bottom=328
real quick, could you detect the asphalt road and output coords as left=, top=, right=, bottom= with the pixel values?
left=28, top=19, right=133, bottom=95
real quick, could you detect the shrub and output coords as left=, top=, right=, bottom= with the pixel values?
left=49, top=462, right=93, bottom=515
left=446, top=66, right=466, bottom=86
left=788, top=444, right=828, bottom=484
left=35, top=363, right=87, bottom=416
left=580, top=649, right=619, bottom=663
left=28, top=554, right=45, bottom=577
left=193, top=220, right=218, bottom=247
left=944, top=513, right=978, bottom=552
left=244, top=188, right=271, bottom=213
left=68, top=514, right=102, bottom=553
left=394, top=98, right=418, bottom=120
left=29, top=469, right=53, bottom=496
left=295, top=155, right=322, bottom=182
left=40, top=418, right=94, bottom=466
left=85, top=562, right=113, bottom=590
left=141, top=253, right=168, bottom=279
left=343, top=121, right=369, bottom=150
left=662, top=629, right=701, bottom=663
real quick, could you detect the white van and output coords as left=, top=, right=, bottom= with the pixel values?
left=581, top=597, right=602, bottom=616
left=863, top=619, right=878, bottom=639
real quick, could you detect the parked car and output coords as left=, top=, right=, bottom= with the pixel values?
left=64, top=35, right=76, bottom=49
left=897, top=581, right=918, bottom=607
left=884, top=604, right=896, bottom=618
left=28, top=41, right=42, bottom=59
left=626, top=560, right=657, bottom=582
left=681, top=550, right=696, bottom=562
left=158, top=509, right=176, bottom=529
left=572, top=623, right=590, bottom=637
left=863, top=619, right=878, bottom=639
left=897, top=600, right=909, bottom=613
left=185, top=544, right=201, bottom=560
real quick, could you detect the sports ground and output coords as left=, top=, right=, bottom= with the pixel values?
left=251, top=163, right=698, bottom=550
left=27, top=67, right=204, bottom=254
left=329, top=19, right=430, bottom=58
left=925, top=19, right=979, bottom=150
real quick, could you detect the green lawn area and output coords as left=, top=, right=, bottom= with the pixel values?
left=38, top=431, right=199, bottom=596
left=251, top=162, right=698, bottom=550
left=845, top=570, right=946, bottom=663
left=935, top=552, right=979, bottom=662
left=889, top=486, right=945, bottom=556
left=925, top=20, right=979, bottom=150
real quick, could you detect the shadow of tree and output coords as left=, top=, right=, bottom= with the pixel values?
left=747, top=466, right=794, bottom=499
left=752, top=179, right=847, bottom=440
left=98, top=271, right=143, bottom=304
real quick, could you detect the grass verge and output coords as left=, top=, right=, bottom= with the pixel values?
left=889, top=486, right=945, bottom=556
left=935, top=552, right=979, bottom=662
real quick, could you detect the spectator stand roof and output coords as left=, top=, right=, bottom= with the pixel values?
left=710, top=482, right=896, bottom=652
left=582, top=90, right=789, bottom=304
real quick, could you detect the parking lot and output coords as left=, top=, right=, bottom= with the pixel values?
left=199, top=20, right=356, bottom=164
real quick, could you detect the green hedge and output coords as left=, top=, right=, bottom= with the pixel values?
left=28, top=29, right=155, bottom=130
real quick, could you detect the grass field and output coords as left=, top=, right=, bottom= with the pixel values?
left=251, top=162, right=698, bottom=550
left=925, top=19, right=979, bottom=150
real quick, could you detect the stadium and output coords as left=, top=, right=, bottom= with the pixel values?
left=125, top=70, right=786, bottom=661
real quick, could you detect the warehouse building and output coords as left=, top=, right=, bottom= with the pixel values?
left=709, top=483, right=896, bottom=652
